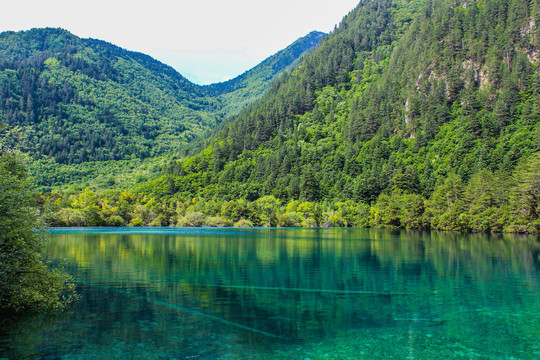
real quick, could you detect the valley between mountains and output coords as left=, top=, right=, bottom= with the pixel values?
left=1, top=0, right=539, bottom=233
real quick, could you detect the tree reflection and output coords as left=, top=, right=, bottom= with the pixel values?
left=41, top=229, right=539, bottom=347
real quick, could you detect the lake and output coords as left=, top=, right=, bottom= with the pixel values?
left=1, top=228, right=539, bottom=359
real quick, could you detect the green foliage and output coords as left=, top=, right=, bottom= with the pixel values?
left=8, top=0, right=540, bottom=233
left=255, top=195, right=281, bottom=227
left=233, top=219, right=254, bottom=227
left=0, top=28, right=323, bottom=187
left=506, top=152, right=540, bottom=232
left=176, top=211, right=205, bottom=227
left=40, top=189, right=372, bottom=229
left=0, top=150, right=76, bottom=313
left=131, top=0, right=537, bottom=233
left=40, top=151, right=540, bottom=232
left=370, top=190, right=425, bottom=229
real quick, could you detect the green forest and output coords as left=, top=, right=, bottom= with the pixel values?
left=0, top=124, right=76, bottom=313
left=0, top=28, right=323, bottom=313
left=0, top=29, right=323, bottom=188
left=2, top=0, right=540, bottom=233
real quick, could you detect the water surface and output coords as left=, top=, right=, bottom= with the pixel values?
left=1, top=228, right=539, bottom=359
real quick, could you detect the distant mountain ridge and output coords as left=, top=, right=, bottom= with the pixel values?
left=205, top=31, right=325, bottom=96
left=205, top=31, right=325, bottom=117
left=0, top=28, right=323, bottom=169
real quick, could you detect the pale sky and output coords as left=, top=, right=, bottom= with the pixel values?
left=0, top=0, right=360, bottom=84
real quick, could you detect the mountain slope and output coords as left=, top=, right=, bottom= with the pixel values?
left=0, top=28, right=211, bottom=163
left=0, top=28, right=323, bottom=187
left=0, top=28, right=323, bottom=162
left=206, top=31, right=325, bottom=116
left=148, top=0, right=539, bottom=231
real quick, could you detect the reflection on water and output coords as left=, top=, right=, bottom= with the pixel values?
left=1, top=228, right=539, bottom=359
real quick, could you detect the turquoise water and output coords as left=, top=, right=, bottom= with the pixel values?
left=1, top=228, right=539, bottom=359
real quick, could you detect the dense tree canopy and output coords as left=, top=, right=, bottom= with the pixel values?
left=125, top=0, right=538, bottom=232
left=0, top=29, right=323, bottom=188
left=2, top=0, right=540, bottom=233
left=0, top=124, right=76, bottom=313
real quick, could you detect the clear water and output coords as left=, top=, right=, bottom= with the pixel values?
left=1, top=228, right=539, bottom=359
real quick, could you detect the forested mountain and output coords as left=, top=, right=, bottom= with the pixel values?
left=112, top=0, right=539, bottom=232
left=205, top=31, right=325, bottom=116
left=0, top=28, right=323, bottom=185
